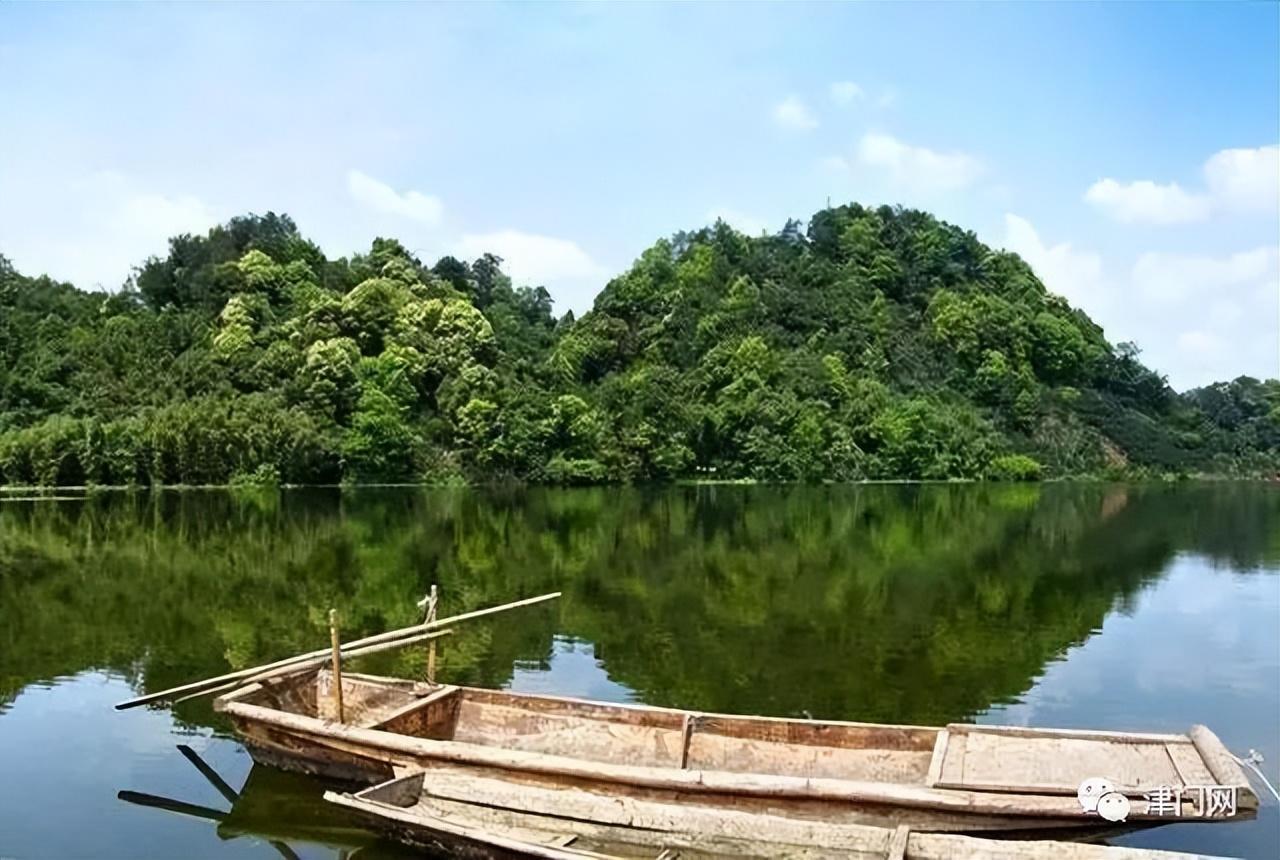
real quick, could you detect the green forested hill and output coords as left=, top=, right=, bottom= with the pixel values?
left=1, top=206, right=1276, bottom=486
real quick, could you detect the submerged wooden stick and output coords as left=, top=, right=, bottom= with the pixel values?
left=116, top=790, right=227, bottom=824
left=115, top=592, right=560, bottom=710
left=329, top=609, right=344, bottom=723
left=176, top=744, right=238, bottom=804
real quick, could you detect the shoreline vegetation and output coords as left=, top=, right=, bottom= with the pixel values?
left=2, top=205, right=1277, bottom=488
left=0, top=473, right=1272, bottom=497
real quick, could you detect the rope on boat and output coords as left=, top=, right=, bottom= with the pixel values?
left=1232, top=749, right=1280, bottom=804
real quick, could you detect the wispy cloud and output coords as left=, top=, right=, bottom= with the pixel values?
left=1003, top=213, right=1279, bottom=389
left=457, top=230, right=606, bottom=284
left=1131, top=246, right=1278, bottom=305
left=347, top=169, right=444, bottom=225
left=0, top=170, right=221, bottom=290
left=706, top=207, right=770, bottom=236
left=1002, top=214, right=1105, bottom=310
left=772, top=96, right=818, bottom=131
left=1084, top=179, right=1210, bottom=224
left=828, top=81, right=863, bottom=106
left=856, top=132, right=983, bottom=192
left=1203, top=145, right=1280, bottom=213
left=456, top=229, right=607, bottom=314
left=1085, top=144, right=1279, bottom=224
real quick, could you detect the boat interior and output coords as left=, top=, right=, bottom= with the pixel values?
left=235, top=669, right=939, bottom=783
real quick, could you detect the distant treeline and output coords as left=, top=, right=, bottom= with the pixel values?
left=1, top=206, right=1276, bottom=486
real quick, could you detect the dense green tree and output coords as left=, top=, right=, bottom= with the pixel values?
left=1, top=205, right=1276, bottom=487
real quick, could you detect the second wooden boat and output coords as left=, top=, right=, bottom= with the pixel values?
left=213, top=669, right=1257, bottom=834
left=324, top=769, right=1238, bottom=860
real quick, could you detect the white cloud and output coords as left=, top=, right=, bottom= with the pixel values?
left=457, top=230, right=605, bottom=284
left=1203, top=145, right=1280, bottom=213
left=0, top=170, right=220, bottom=290
left=857, top=132, right=983, bottom=192
left=706, top=207, right=770, bottom=236
left=772, top=96, right=818, bottom=131
left=1131, top=246, right=1278, bottom=304
left=1085, top=144, right=1279, bottom=224
left=1083, top=179, right=1210, bottom=224
left=456, top=229, right=608, bottom=315
left=346, top=169, right=443, bottom=225
left=1002, top=214, right=1279, bottom=389
left=1002, top=214, right=1105, bottom=310
left=828, top=81, right=863, bottom=106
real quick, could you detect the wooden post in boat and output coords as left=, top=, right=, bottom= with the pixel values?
left=423, top=584, right=439, bottom=686
left=329, top=609, right=345, bottom=723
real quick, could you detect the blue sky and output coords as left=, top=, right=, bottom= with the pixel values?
left=1, top=3, right=1276, bottom=389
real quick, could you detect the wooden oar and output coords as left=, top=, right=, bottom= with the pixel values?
left=115, top=591, right=561, bottom=710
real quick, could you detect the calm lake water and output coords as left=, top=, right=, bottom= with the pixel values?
left=0, top=483, right=1276, bottom=859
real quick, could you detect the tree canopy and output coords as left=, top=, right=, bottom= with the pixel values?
left=1, top=205, right=1276, bottom=486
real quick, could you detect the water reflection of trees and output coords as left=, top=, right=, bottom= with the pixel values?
left=0, top=483, right=1275, bottom=726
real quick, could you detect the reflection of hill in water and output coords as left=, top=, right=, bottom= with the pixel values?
left=0, top=483, right=1275, bottom=726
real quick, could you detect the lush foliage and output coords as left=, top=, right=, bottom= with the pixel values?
left=2, top=207, right=1276, bottom=485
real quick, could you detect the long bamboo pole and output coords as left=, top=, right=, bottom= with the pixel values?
left=171, top=629, right=454, bottom=705
left=115, top=592, right=560, bottom=710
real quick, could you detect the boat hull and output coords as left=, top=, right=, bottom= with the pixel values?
left=214, top=670, right=1256, bottom=835
left=324, top=771, right=1236, bottom=860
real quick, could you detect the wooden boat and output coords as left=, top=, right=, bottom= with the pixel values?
left=324, top=769, right=1239, bottom=859
left=213, top=668, right=1258, bottom=834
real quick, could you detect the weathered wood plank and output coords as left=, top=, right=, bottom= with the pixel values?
left=367, top=685, right=459, bottom=730
left=937, top=731, right=1181, bottom=795
left=936, top=731, right=966, bottom=788
left=1165, top=742, right=1216, bottom=788
left=908, top=831, right=1228, bottom=860
left=1188, top=725, right=1253, bottom=803
left=924, top=730, right=948, bottom=788
left=945, top=723, right=1186, bottom=745
left=457, top=687, right=937, bottom=748
left=884, top=824, right=909, bottom=860
left=453, top=700, right=684, bottom=768
left=679, top=714, right=696, bottom=770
